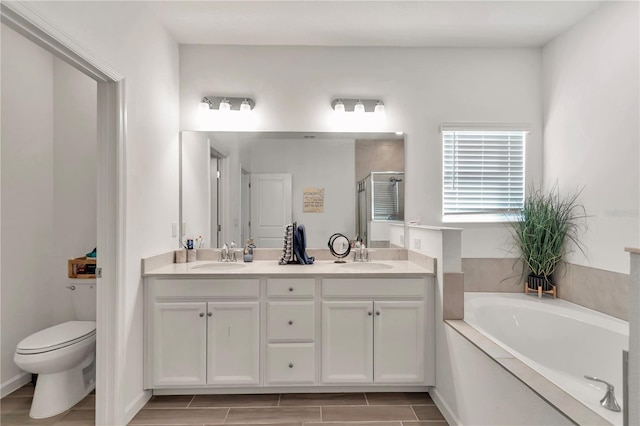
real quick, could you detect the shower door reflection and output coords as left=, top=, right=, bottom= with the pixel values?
left=356, top=172, right=405, bottom=248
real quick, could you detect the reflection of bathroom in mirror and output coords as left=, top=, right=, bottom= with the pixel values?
left=357, top=172, right=405, bottom=247
left=179, top=131, right=405, bottom=249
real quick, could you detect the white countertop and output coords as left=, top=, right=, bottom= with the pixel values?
left=144, top=260, right=434, bottom=278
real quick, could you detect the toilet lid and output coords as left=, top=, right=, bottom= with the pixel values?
left=17, top=321, right=96, bottom=354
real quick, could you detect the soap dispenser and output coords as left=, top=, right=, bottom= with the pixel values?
left=243, top=238, right=255, bottom=262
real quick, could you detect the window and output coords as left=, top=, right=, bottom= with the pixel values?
left=442, top=124, right=528, bottom=222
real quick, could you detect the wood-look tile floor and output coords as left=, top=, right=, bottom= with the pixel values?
left=129, top=392, right=448, bottom=425
left=0, top=383, right=95, bottom=425
left=2, top=384, right=448, bottom=426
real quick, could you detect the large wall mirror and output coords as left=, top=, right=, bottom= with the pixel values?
left=180, top=131, right=405, bottom=249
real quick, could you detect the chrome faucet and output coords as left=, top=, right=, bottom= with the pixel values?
left=353, top=242, right=371, bottom=262
left=219, top=241, right=238, bottom=262
left=584, top=376, right=621, bottom=412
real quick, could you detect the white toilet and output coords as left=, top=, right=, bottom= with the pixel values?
left=14, top=283, right=96, bottom=419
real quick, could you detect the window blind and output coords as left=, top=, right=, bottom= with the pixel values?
left=443, top=130, right=525, bottom=215
left=372, top=180, right=399, bottom=220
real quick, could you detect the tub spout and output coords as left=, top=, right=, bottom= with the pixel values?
left=584, top=375, right=621, bottom=412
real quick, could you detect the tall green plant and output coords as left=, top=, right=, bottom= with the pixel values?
left=509, top=185, right=586, bottom=281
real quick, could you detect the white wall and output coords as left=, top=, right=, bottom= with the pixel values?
left=23, top=1, right=180, bottom=417
left=1, top=24, right=55, bottom=392
left=249, top=139, right=355, bottom=248
left=181, top=132, right=211, bottom=246
left=542, top=1, right=640, bottom=274
left=52, top=57, right=98, bottom=324
left=180, top=45, right=543, bottom=257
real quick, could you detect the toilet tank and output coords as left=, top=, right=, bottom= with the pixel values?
left=70, top=283, right=96, bottom=320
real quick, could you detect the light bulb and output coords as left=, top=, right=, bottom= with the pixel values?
left=199, top=101, right=210, bottom=112
left=334, top=99, right=345, bottom=113
left=219, top=98, right=231, bottom=112
left=354, top=100, right=365, bottom=114
left=374, top=101, right=385, bottom=114
left=240, top=99, right=251, bottom=112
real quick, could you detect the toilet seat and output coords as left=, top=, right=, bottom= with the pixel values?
left=17, top=321, right=96, bottom=355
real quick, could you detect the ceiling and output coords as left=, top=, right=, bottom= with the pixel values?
left=146, top=1, right=603, bottom=47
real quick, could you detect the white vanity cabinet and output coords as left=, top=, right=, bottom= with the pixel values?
left=206, top=302, right=259, bottom=385
left=152, top=302, right=208, bottom=386
left=146, top=278, right=260, bottom=388
left=144, top=265, right=435, bottom=392
left=321, top=278, right=432, bottom=385
left=265, top=278, right=317, bottom=385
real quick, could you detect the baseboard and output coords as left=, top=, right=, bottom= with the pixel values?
left=1, top=371, right=31, bottom=398
left=125, top=389, right=151, bottom=424
left=430, top=386, right=462, bottom=426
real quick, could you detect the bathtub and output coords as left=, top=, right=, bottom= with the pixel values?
left=464, top=293, right=629, bottom=425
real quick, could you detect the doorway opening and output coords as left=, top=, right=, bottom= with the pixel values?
left=1, top=4, right=126, bottom=425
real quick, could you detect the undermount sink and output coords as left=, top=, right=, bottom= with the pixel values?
left=340, top=262, right=393, bottom=271
left=190, top=262, right=246, bottom=271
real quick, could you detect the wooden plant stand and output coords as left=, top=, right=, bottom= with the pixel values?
left=524, top=283, right=556, bottom=298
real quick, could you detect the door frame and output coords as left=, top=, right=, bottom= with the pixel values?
left=1, top=3, right=127, bottom=424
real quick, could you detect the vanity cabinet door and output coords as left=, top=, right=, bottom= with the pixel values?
left=373, top=301, right=425, bottom=383
left=206, top=302, right=260, bottom=385
left=152, top=302, right=207, bottom=387
left=321, top=301, right=373, bottom=384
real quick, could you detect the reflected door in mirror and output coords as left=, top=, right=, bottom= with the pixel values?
left=250, top=174, right=292, bottom=248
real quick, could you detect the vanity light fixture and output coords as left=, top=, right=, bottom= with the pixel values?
left=353, top=100, right=365, bottom=114
left=219, top=98, right=231, bottom=112
left=240, top=99, right=252, bottom=112
left=199, top=96, right=255, bottom=112
left=199, top=99, right=212, bottom=112
left=331, top=98, right=385, bottom=114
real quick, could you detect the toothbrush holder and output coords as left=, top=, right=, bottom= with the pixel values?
left=175, top=249, right=187, bottom=263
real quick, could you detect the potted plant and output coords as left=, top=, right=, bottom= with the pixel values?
left=508, top=185, right=586, bottom=292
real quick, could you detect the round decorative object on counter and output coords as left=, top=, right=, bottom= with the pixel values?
left=328, top=233, right=350, bottom=263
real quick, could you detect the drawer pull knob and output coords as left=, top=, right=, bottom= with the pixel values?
left=207, top=312, right=212, bottom=317
left=288, top=320, right=293, bottom=325
left=368, top=311, right=373, bottom=316
left=288, top=363, right=294, bottom=368
left=288, top=287, right=294, bottom=292
left=199, top=312, right=205, bottom=317
left=376, top=311, right=381, bottom=316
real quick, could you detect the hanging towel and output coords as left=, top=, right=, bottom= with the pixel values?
left=293, top=224, right=315, bottom=265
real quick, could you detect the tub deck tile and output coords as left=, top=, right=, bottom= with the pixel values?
left=498, top=358, right=610, bottom=426
left=446, top=320, right=514, bottom=359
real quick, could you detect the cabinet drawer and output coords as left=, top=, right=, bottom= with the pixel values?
left=322, top=278, right=425, bottom=298
left=266, top=343, right=316, bottom=384
left=267, top=278, right=315, bottom=298
left=267, top=302, right=315, bottom=341
left=153, top=279, right=259, bottom=299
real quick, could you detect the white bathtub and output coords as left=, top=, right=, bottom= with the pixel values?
left=464, top=293, right=629, bottom=425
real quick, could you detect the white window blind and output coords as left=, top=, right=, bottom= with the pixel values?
left=443, top=129, right=526, bottom=216
left=372, top=180, right=400, bottom=220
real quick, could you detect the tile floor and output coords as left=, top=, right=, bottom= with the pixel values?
left=0, top=383, right=95, bottom=425
left=2, top=384, right=448, bottom=426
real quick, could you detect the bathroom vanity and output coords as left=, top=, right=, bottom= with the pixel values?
left=143, top=259, right=435, bottom=394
